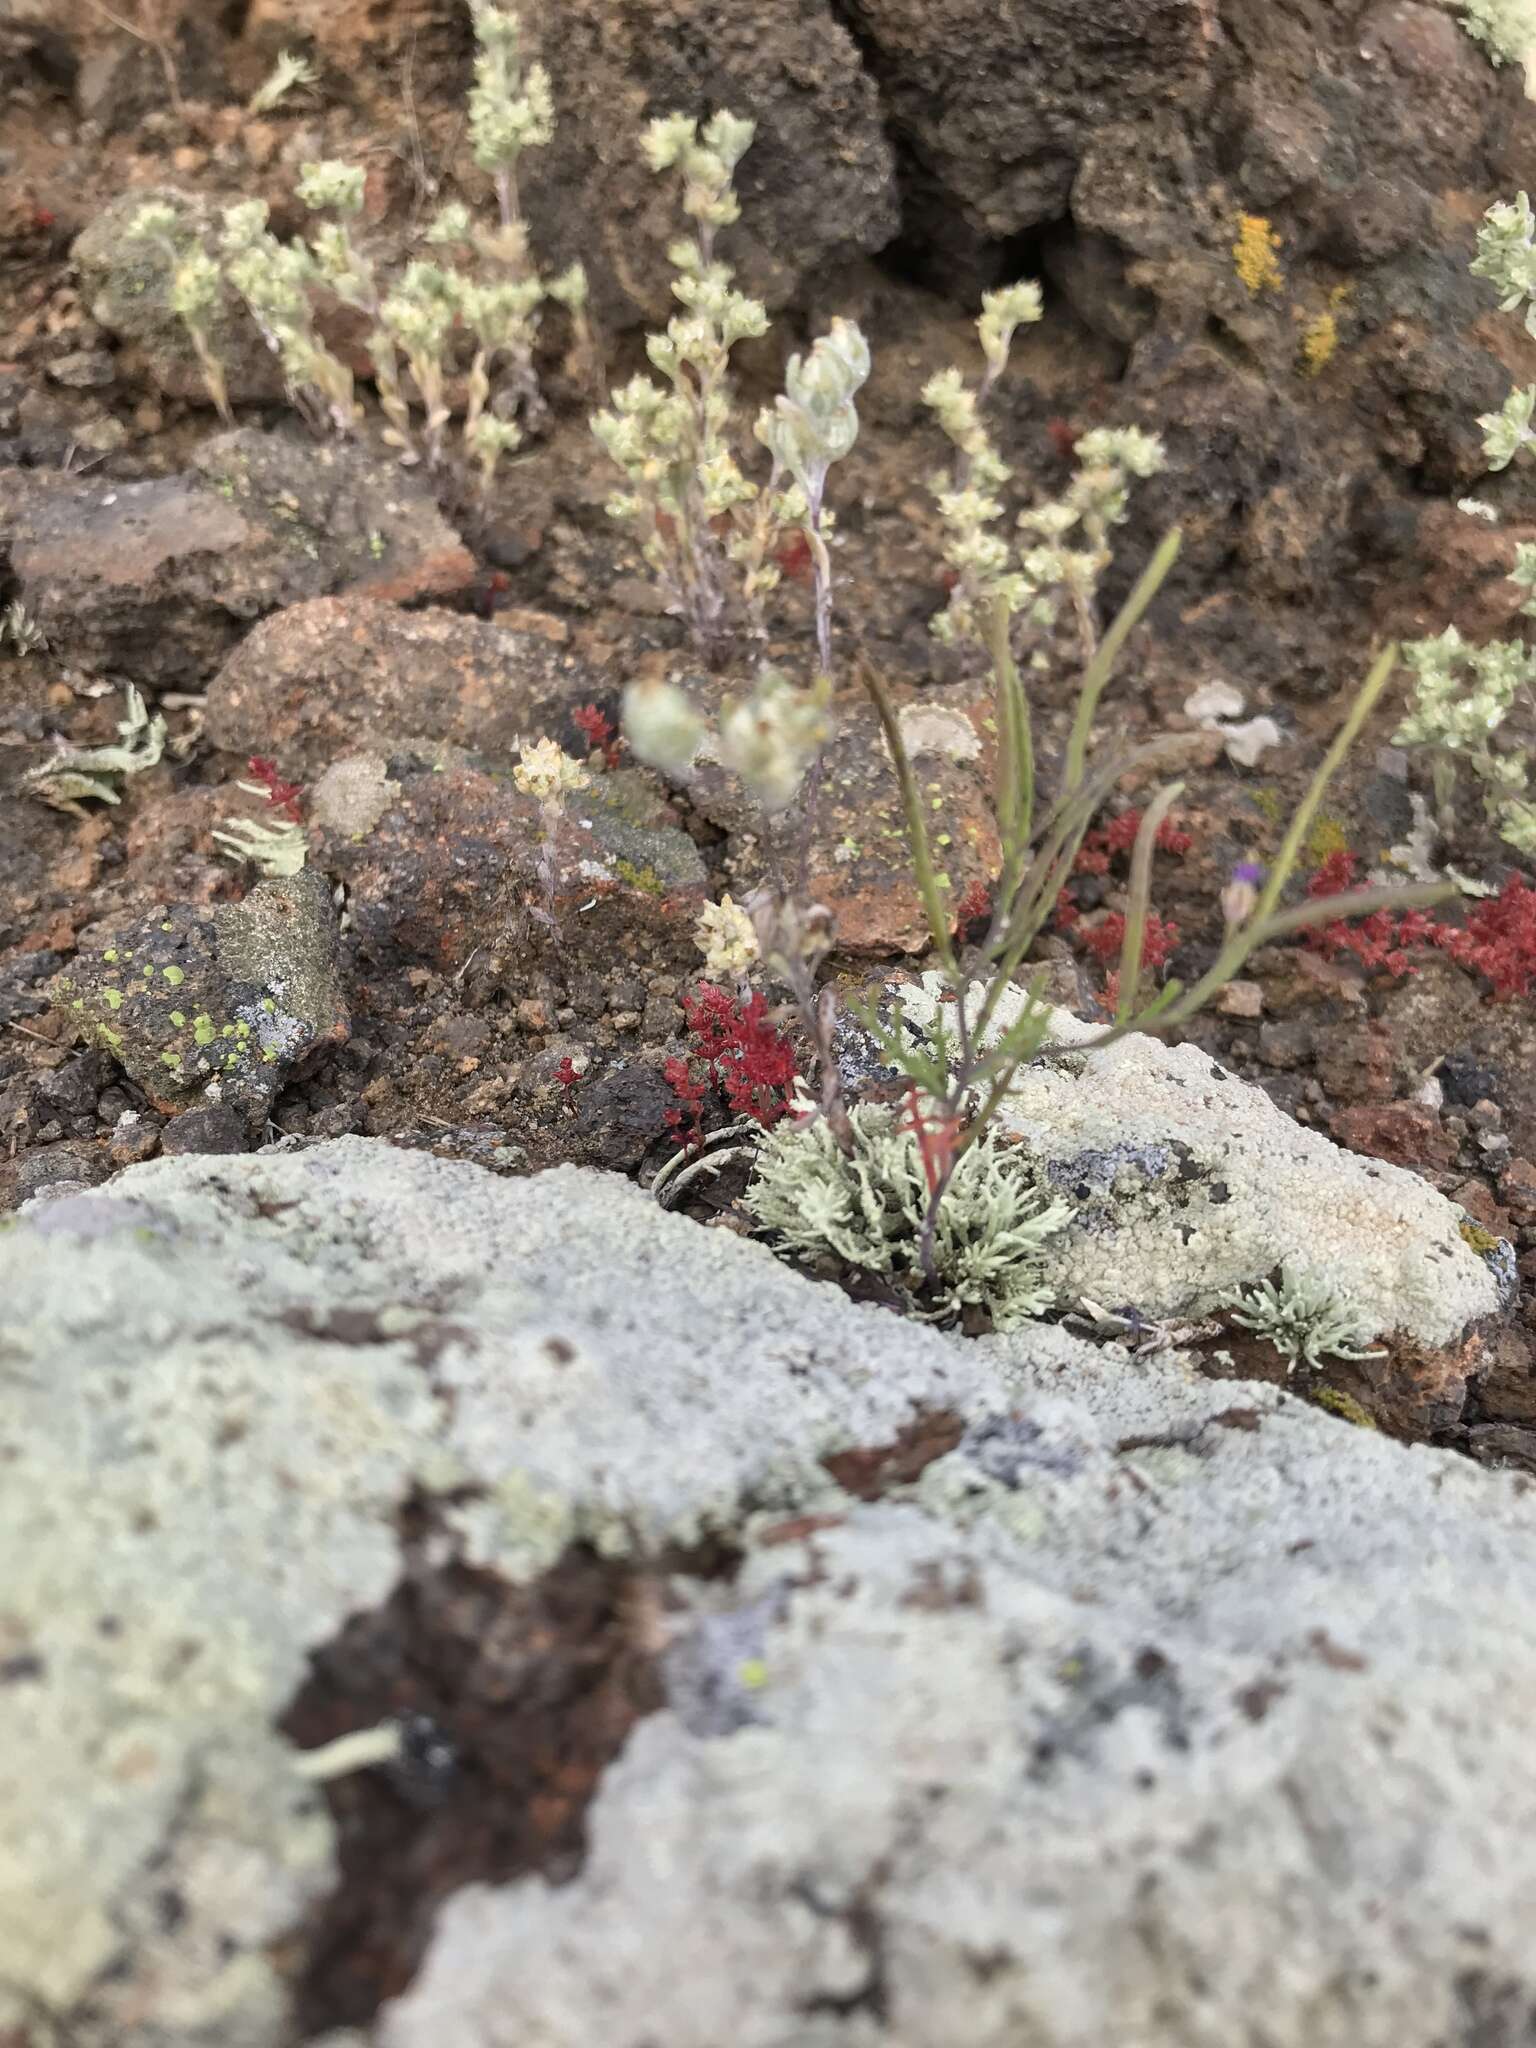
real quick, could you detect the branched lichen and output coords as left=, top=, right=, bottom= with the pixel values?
left=1221, top=1262, right=1385, bottom=1372
left=744, top=1102, right=1074, bottom=1328
left=1, top=599, right=47, bottom=656
left=1451, top=0, right=1535, bottom=66
left=22, top=686, right=166, bottom=816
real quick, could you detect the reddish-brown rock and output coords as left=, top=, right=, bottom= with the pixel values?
left=3, top=429, right=473, bottom=687
left=1330, top=1100, right=1459, bottom=1171
left=205, top=599, right=606, bottom=780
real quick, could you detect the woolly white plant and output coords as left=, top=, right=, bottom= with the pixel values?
left=133, top=3, right=584, bottom=490
left=594, top=111, right=869, bottom=672
left=1451, top=0, right=1536, bottom=67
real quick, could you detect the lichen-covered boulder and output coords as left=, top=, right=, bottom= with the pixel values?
left=50, top=871, right=348, bottom=1128
left=3, top=1139, right=1536, bottom=2047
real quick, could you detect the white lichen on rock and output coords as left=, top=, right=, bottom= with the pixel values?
left=5, top=1138, right=1534, bottom=2048
left=892, top=977, right=1503, bottom=1351
left=383, top=1334, right=1536, bottom=2048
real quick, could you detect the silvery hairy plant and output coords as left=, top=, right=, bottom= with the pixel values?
left=130, top=2, right=586, bottom=495
left=1394, top=190, right=1536, bottom=858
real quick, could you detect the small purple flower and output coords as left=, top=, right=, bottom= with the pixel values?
left=1221, top=863, right=1264, bottom=928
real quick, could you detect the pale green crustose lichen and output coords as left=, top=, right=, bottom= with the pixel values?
left=744, top=1101, right=1074, bottom=1329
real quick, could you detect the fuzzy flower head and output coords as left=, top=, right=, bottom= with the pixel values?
left=296, top=159, right=366, bottom=215
left=977, top=279, right=1044, bottom=376
left=169, top=249, right=222, bottom=323
left=716, top=665, right=829, bottom=812
left=622, top=677, right=705, bottom=778
left=694, top=894, right=759, bottom=979
left=469, top=2, right=555, bottom=171
left=757, top=317, right=871, bottom=502
left=513, top=737, right=590, bottom=802
left=126, top=200, right=181, bottom=243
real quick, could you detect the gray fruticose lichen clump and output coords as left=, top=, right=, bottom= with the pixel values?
left=1221, top=1261, right=1386, bottom=1372
left=744, top=1099, right=1074, bottom=1328
left=22, top=684, right=166, bottom=816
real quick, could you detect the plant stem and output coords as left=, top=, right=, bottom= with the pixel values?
left=1063, top=527, right=1182, bottom=797
left=859, top=658, right=957, bottom=971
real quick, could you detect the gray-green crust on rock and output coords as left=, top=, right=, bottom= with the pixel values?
left=3, top=1138, right=1535, bottom=2048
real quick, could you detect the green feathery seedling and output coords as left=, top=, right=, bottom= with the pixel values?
left=1221, top=1263, right=1385, bottom=1372
left=1397, top=190, right=1536, bottom=857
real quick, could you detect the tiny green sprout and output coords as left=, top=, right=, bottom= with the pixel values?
left=248, top=48, right=320, bottom=115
